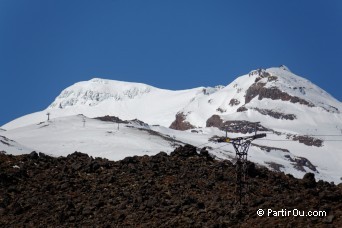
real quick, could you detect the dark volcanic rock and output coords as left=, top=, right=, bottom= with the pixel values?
left=170, top=144, right=198, bottom=157
left=0, top=148, right=341, bottom=227
left=169, top=112, right=195, bottom=131
left=302, top=172, right=316, bottom=188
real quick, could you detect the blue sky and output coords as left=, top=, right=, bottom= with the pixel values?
left=1, top=0, right=341, bottom=126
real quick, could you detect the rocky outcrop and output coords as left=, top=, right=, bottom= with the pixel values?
left=169, top=113, right=195, bottom=131
left=0, top=148, right=341, bottom=226
left=206, top=115, right=269, bottom=134
left=237, top=106, right=248, bottom=112
left=206, top=115, right=223, bottom=128
left=286, top=134, right=323, bottom=147
left=320, top=103, right=340, bottom=113
left=252, top=143, right=289, bottom=153
left=216, top=107, right=226, bottom=113
left=245, top=82, right=266, bottom=103
left=229, top=98, right=240, bottom=106
left=248, top=68, right=271, bottom=78
left=251, top=108, right=296, bottom=120
left=0, top=136, right=15, bottom=147
left=94, top=115, right=128, bottom=123
left=245, top=82, right=315, bottom=107
left=285, top=155, right=317, bottom=172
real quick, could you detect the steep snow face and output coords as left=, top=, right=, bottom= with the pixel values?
left=264, top=67, right=340, bottom=110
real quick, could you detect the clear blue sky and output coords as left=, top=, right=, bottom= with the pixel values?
left=1, top=0, right=341, bottom=126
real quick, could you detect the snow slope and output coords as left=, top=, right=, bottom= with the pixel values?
left=2, top=114, right=341, bottom=183
left=2, top=115, right=184, bottom=160
left=0, top=135, right=34, bottom=155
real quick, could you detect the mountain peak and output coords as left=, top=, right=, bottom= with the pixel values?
left=279, top=64, right=291, bottom=72
left=89, top=78, right=110, bottom=84
left=48, top=78, right=155, bottom=109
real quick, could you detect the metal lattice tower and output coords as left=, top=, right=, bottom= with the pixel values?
left=232, top=137, right=253, bottom=204
left=218, top=124, right=266, bottom=204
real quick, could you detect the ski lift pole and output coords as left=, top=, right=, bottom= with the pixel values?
left=217, top=133, right=266, bottom=204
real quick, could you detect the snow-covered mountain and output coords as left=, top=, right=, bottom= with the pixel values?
left=2, top=66, right=342, bottom=183
left=3, top=78, right=215, bottom=129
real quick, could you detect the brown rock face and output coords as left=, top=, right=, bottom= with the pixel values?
left=229, top=98, right=240, bottom=106
left=0, top=147, right=341, bottom=227
left=287, top=134, right=323, bottom=147
left=252, top=108, right=296, bottom=120
left=94, top=115, right=128, bottom=123
left=245, top=82, right=266, bottom=104
left=206, top=114, right=223, bottom=128
left=169, top=113, right=195, bottom=131
left=206, top=115, right=269, bottom=134
left=245, top=83, right=314, bottom=107
left=284, top=155, right=317, bottom=172
left=237, top=106, right=248, bottom=112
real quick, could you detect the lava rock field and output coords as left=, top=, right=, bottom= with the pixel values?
left=0, top=145, right=341, bottom=227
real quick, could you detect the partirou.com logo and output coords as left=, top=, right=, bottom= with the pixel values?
left=257, top=208, right=327, bottom=217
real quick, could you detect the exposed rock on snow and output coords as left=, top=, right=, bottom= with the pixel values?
left=279, top=64, right=291, bottom=72
left=206, top=114, right=223, bottom=128
left=251, top=143, right=289, bottom=153
left=94, top=115, right=128, bottom=123
left=285, top=155, right=317, bottom=172
left=206, top=115, right=269, bottom=134
left=248, top=68, right=271, bottom=78
left=229, top=98, right=240, bottom=106
left=245, top=82, right=314, bottom=107
left=251, top=107, right=297, bottom=120
left=286, top=134, right=323, bottom=147
left=169, top=113, right=195, bottom=131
